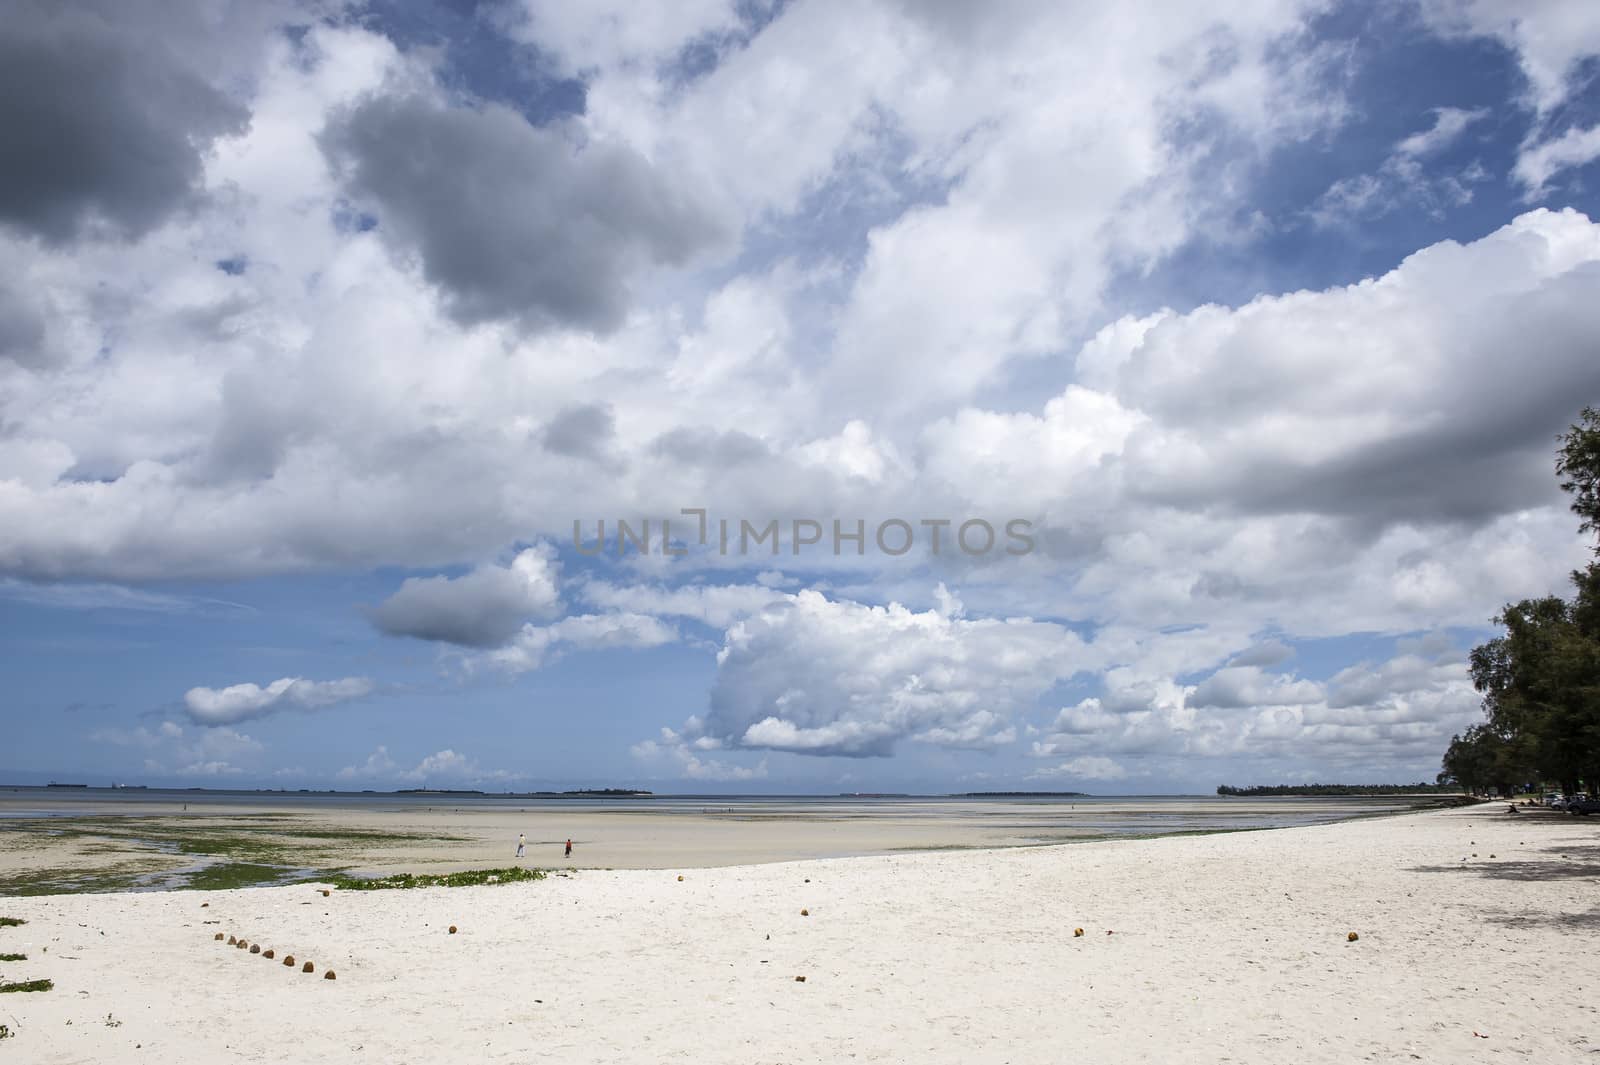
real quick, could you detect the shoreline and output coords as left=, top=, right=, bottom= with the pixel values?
left=1, top=804, right=1594, bottom=1063
left=0, top=794, right=1458, bottom=894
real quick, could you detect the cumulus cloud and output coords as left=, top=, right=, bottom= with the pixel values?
left=336, top=744, right=514, bottom=785
left=319, top=91, right=725, bottom=332
left=171, top=760, right=244, bottom=777
left=0, top=1, right=257, bottom=243
left=577, top=580, right=788, bottom=629
left=0, top=277, right=50, bottom=367
left=540, top=404, right=617, bottom=463
left=1029, top=639, right=1481, bottom=778
left=480, top=612, right=677, bottom=674
left=370, top=544, right=562, bottom=647
left=1026, top=756, right=1130, bottom=783
left=5, top=13, right=1583, bottom=605
left=89, top=722, right=184, bottom=748
left=92, top=720, right=265, bottom=778
left=675, top=589, right=1088, bottom=757
left=1081, top=209, right=1600, bottom=527
left=630, top=730, right=768, bottom=782
left=184, top=676, right=374, bottom=726
left=510, top=0, right=749, bottom=76
left=6, top=3, right=1600, bottom=788
left=808, top=1, right=1348, bottom=416
left=1189, top=667, right=1324, bottom=711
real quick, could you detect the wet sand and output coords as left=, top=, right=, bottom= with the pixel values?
left=0, top=794, right=1430, bottom=889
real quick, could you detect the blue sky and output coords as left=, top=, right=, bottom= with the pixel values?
left=3, top=0, right=1600, bottom=794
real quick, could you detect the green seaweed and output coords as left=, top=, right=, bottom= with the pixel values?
left=0, top=815, right=482, bottom=896
left=0, top=862, right=180, bottom=896
left=0, top=953, right=25, bottom=962
left=0, top=917, right=23, bottom=927
left=0, top=979, right=52, bottom=994
left=329, top=866, right=547, bottom=890
left=180, top=863, right=303, bottom=891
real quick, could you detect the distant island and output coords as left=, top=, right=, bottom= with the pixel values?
left=395, top=788, right=653, bottom=797
left=956, top=791, right=1089, bottom=798
left=1216, top=783, right=1461, bottom=796
left=1, top=784, right=658, bottom=797
left=558, top=788, right=653, bottom=797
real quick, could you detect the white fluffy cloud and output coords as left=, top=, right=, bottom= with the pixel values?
left=674, top=589, right=1088, bottom=757
left=1027, top=756, right=1130, bottom=783
left=577, top=579, right=789, bottom=629
left=630, top=731, right=768, bottom=782
left=480, top=612, right=677, bottom=674
left=0, top=0, right=1354, bottom=582
left=336, top=744, right=514, bottom=785
left=91, top=720, right=266, bottom=777
left=183, top=676, right=374, bottom=726
left=1029, top=638, right=1481, bottom=779
left=8, top=3, right=1600, bottom=786
left=370, top=544, right=562, bottom=647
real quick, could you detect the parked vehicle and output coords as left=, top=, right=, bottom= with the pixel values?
left=1569, top=796, right=1600, bottom=816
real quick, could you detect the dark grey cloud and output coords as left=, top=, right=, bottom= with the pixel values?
left=541, top=403, right=615, bottom=461
left=0, top=2, right=250, bottom=243
left=0, top=281, right=48, bottom=367
left=319, top=93, right=725, bottom=332
left=650, top=426, right=771, bottom=467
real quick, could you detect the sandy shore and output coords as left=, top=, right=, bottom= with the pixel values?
left=0, top=796, right=1422, bottom=886
left=1, top=804, right=1594, bottom=1063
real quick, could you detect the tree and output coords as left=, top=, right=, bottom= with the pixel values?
left=1468, top=597, right=1595, bottom=794
left=1557, top=405, right=1600, bottom=542
left=1440, top=724, right=1520, bottom=796
left=1447, top=407, right=1600, bottom=795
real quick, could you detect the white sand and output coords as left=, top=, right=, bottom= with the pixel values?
left=1, top=804, right=1594, bottom=1063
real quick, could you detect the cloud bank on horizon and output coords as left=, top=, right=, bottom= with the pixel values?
left=4, top=0, right=1600, bottom=791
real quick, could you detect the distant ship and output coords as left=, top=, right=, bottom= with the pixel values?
left=47, top=781, right=89, bottom=788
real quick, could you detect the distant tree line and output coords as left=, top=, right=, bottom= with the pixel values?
left=1441, top=408, right=1600, bottom=796
left=1216, top=783, right=1459, bottom=796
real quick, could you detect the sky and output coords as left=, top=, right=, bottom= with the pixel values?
left=4, top=0, right=1600, bottom=795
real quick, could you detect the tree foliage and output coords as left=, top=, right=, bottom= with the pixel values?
left=1215, top=783, right=1458, bottom=796
left=1557, top=405, right=1600, bottom=542
left=1444, top=409, right=1600, bottom=795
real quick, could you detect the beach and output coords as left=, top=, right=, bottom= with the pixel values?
left=0, top=792, right=1429, bottom=890
left=1, top=803, right=1595, bottom=1063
